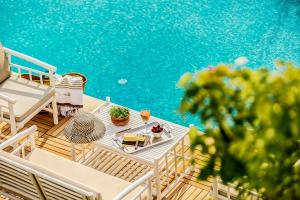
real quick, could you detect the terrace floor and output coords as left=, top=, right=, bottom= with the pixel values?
left=0, top=95, right=213, bottom=200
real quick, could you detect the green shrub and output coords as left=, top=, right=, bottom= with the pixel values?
left=178, top=61, right=300, bottom=199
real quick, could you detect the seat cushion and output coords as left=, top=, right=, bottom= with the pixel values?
left=28, top=148, right=147, bottom=200
left=0, top=74, right=55, bottom=122
left=0, top=44, right=10, bottom=83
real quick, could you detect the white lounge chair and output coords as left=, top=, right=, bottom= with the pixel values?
left=0, top=45, right=58, bottom=135
left=0, top=126, right=154, bottom=200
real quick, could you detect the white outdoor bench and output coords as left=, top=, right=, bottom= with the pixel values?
left=0, top=126, right=154, bottom=200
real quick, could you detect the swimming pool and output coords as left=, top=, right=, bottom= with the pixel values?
left=1, top=0, right=299, bottom=127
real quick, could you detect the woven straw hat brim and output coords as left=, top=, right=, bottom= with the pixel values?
left=65, top=117, right=106, bottom=144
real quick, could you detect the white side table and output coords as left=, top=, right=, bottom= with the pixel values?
left=78, top=98, right=192, bottom=200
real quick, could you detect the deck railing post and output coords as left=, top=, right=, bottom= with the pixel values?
left=173, top=147, right=178, bottom=181
left=106, top=96, right=110, bottom=104
left=212, top=178, right=218, bottom=200
left=188, top=124, right=194, bottom=171
left=181, top=139, right=185, bottom=172
left=165, top=155, right=170, bottom=189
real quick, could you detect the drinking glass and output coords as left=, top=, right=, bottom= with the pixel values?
left=140, top=109, right=151, bottom=134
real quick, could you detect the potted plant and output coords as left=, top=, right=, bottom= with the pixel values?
left=110, top=106, right=130, bottom=126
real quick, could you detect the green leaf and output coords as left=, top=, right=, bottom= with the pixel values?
left=178, top=72, right=192, bottom=87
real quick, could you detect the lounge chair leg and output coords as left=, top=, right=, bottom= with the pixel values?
left=52, top=97, right=58, bottom=125
left=10, top=124, right=18, bottom=150
left=9, top=111, right=17, bottom=135
left=10, top=124, right=17, bottom=136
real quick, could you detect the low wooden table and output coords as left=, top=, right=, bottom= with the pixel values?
left=83, top=98, right=192, bottom=199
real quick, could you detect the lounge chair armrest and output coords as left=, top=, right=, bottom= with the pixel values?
left=0, top=93, right=16, bottom=104
left=0, top=125, right=37, bottom=150
left=112, top=171, right=154, bottom=200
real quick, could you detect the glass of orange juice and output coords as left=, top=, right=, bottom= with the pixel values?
left=140, top=109, right=151, bottom=134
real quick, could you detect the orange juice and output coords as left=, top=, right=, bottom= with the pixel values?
left=140, top=110, right=150, bottom=122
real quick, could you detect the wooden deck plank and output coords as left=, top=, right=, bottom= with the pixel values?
left=185, top=186, right=203, bottom=200
left=195, top=190, right=210, bottom=200
left=177, top=185, right=199, bottom=200
left=168, top=183, right=191, bottom=200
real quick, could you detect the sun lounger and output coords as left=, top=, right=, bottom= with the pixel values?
left=0, top=46, right=58, bottom=135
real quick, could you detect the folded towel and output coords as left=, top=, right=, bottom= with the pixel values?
left=55, top=75, right=84, bottom=116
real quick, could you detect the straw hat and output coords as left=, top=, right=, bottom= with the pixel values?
left=64, top=111, right=106, bottom=144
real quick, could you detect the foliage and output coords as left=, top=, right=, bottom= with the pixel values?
left=110, top=106, right=129, bottom=119
left=178, top=61, right=300, bottom=199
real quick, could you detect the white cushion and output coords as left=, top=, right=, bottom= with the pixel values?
left=0, top=74, right=55, bottom=122
left=28, top=148, right=147, bottom=200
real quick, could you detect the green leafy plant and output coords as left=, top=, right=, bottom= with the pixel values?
left=178, top=61, right=300, bottom=199
left=110, top=106, right=129, bottom=119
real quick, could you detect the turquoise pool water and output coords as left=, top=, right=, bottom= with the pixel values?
left=1, top=0, right=299, bottom=127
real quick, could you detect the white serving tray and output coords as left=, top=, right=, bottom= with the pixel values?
left=112, top=121, right=174, bottom=154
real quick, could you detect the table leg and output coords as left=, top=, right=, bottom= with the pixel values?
left=71, top=143, right=76, bottom=161
left=154, top=159, right=161, bottom=200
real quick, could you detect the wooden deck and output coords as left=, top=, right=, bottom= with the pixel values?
left=0, top=95, right=213, bottom=200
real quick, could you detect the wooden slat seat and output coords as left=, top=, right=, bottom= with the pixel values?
left=0, top=151, right=44, bottom=200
